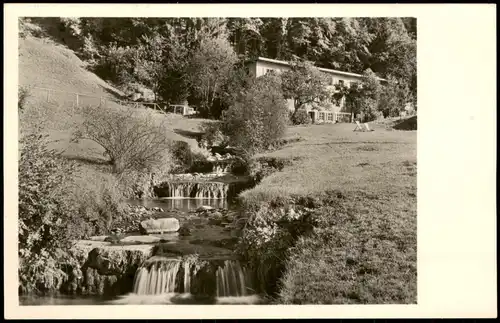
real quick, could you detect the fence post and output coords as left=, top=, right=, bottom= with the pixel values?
left=76, top=94, right=79, bottom=107
left=46, top=90, right=50, bottom=102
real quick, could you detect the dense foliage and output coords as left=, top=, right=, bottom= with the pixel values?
left=18, top=133, right=78, bottom=294
left=281, top=60, right=330, bottom=111
left=18, top=86, right=30, bottom=111
left=221, top=74, right=289, bottom=154
left=186, top=35, right=238, bottom=117
left=290, top=109, right=312, bottom=125
left=21, top=17, right=416, bottom=118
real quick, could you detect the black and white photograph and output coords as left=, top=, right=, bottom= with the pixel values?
left=4, top=3, right=496, bottom=319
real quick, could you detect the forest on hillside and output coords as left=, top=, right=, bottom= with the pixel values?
left=20, top=17, right=416, bottom=118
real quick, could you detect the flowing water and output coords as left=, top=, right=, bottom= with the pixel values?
left=216, top=260, right=252, bottom=297
left=127, top=197, right=231, bottom=213
left=154, top=181, right=230, bottom=199
left=20, top=174, right=261, bottom=306
left=109, top=257, right=259, bottom=305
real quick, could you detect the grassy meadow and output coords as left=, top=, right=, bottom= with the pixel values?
left=242, top=122, right=417, bottom=304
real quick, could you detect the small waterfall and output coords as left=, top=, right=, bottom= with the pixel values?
left=212, top=161, right=232, bottom=174
left=131, top=258, right=254, bottom=298
left=195, top=182, right=229, bottom=199
left=155, top=182, right=230, bottom=199
left=133, top=259, right=181, bottom=295
left=183, top=264, right=191, bottom=293
left=216, top=260, right=253, bottom=298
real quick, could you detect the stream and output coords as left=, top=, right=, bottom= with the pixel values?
left=20, top=174, right=262, bottom=306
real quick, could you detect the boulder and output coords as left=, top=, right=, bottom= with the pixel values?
left=140, top=218, right=180, bottom=234
left=83, top=245, right=154, bottom=276
left=211, top=211, right=223, bottom=218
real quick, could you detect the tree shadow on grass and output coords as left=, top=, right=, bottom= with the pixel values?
left=64, top=154, right=110, bottom=167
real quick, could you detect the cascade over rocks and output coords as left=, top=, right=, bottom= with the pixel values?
left=63, top=242, right=155, bottom=296
left=54, top=142, right=259, bottom=300
left=131, top=256, right=255, bottom=298
left=154, top=181, right=230, bottom=199
left=84, top=246, right=153, bottom=276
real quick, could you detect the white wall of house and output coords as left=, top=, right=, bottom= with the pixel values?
left=254, top=60, right=291, bottom=77
left=247, top=61, right=295, bottom=111
left=248, top=59, right=372, bottom=115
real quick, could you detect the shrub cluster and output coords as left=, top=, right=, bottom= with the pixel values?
left=290, top=109, right=312, bottom=125
left=197, top=121, right=229, bottom=149
left=237, top=201, right=315, bottom=295
left=18, top=133, right=130, bottom=294
left=18, top=134, right=131, bottom=294
left=18, top=133, right=79, bottom=294
left=72, top=106, right=173, bottom=175
left=221, top=74, right=289, bottom=154
left=18, top=86, right=30, bottom=111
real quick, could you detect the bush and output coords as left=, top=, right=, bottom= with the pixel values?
left=222, top=74, right=289, bottom=154
left=198, top=121, right=229, bottom=149
left=18, top=86, right=30, bottom=111
left=171, top=140, right=194, bottom=172
left=237, top=202, right=314, bottom=295
left=66, top=166, right=129, bottom=236
left=359, top=98, right=379, bottom=122
left=72, top=106, right=173, bottom=174
left=394, top=115, right=417, bottom=131
left=18, top=131, right=135, bottom=294
left=93, top=44, right=136, bottom=85
left=18, top=133, right=80, bottom=294
left=19, top=18, right=45, bottom=39
left=291, top=109, right=312, bottom=125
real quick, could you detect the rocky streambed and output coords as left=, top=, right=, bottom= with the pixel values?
left=21, top=168, right=260, bottom=305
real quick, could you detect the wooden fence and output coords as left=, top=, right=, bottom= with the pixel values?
left=311, top=110, right=353, bottom=123
left=30, top=86, right=164, bottom=113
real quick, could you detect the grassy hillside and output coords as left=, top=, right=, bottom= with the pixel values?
left=245, top=122, right=416, bottom=203
left=19, top=36, right=209, bottom=163
left=19, top=37, right=123, bottom=96
left=240, top=122, right=417, bottom=304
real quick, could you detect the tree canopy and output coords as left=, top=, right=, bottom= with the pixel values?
left=23, top=17, right=417, bottom=116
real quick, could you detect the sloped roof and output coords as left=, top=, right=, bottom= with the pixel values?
left=254, top=56, right=387, bottom=82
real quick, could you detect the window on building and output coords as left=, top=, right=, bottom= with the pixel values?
left=338, top=80, right=344, bottom=86
left=265, top=68, right=274, bottom=74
